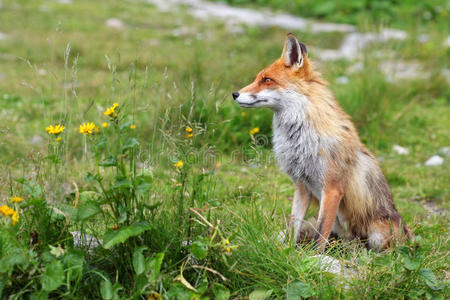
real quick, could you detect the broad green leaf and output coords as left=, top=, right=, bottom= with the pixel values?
left=136, top=182, right=151, bottom=195
left=113, top=176, right=132, bottom=189
left=419, top=268, right=439, bottom=290
left=403, top=256, right=420, bottom=271
left=286, top=281, right=313, bottom=299
left=0, top=248, right=28, bottom=273
left=41, top=260, right=64, bottom=292
left=63, top=250, right=84, bottom=282
left=102, top=222, right=152, bottom=249
left=212, top=283, right=230, bottom=300
left=191, top=241, right=208, bottom=260
left=100, top=279, right=113, bottom=300
left=99, top=156, right=117, bottom=167
left=76, top=201, right=101, bottom=222
left=249, top=288, right=273, bottom=300
left=24, top=181, right=43, bottom=199
left=122, top=138, right=140, bottom=152
left=148, top=252, right=164, bottom=282
left=49, top=245, right=64, bottom=257
left=133, top=246, right=148, bottom=275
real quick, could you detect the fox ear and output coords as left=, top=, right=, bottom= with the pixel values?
left=281, top=33, right=306, bottom=69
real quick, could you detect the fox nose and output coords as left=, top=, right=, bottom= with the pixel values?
left=232, top=92, right=240, bottom=100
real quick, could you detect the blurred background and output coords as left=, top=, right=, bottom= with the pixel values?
left=0, top=0, right=448, bottom=202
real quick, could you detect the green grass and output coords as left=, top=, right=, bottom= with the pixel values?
left=0, top=0, right=449, bottom=298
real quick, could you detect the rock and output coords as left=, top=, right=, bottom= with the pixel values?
left=347, top=62, right=364, bottom=73
left=0, top=32, right=8, bottom=41
left=424, top=155, right=443, bottom=166
left=438, top=147, right=450, bottom=157
left=335, top=76, right=349, bottom=85
left=393, top=145, right=409, bottom=155
left=71, top=231, right=102, bottom=249
left=105, top=18, right=125, bottom=30
left=312, top=255, right=356, bottom=279
left=30, top=135, right=44, bottom=145
left=418, top=34, right=429, bottom=43
left=380, top=60, right=425, bottom=82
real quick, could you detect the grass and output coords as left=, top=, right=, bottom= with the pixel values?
left=0, top=0, right=449, bottom=298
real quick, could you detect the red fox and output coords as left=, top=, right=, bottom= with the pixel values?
left=232, top=33, right=412, bottom=250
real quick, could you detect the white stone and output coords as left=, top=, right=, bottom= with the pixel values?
left=444, top=36, right=450, bottom=47
left=71, top=231, right=102, bottom=249
left=30, top=135, right=44, bottom=145
left=393, top=145, right=409, bottom=155
left=418, top=34, right=429, bottom=43
left=438, top=147, right=450, bottom=157
left=335, top=76, right=349, bottom=85
left=105, top=18, right=125, bottom=30
left=424, top=155, right=444, bottom=166
left=0, top=32, right=8, bottom=41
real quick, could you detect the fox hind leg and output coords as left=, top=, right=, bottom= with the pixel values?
left=290, top=182, right=312, bottom=244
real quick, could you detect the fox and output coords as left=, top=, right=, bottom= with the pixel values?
left=232, top=33, right=413, bottom=250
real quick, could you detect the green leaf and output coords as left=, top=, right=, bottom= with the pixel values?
left=147, top=252, right=164, bottom=282
left=23, top=181, right=43, bottom=199
left=85, top=172, right=102, bottom=183
left=122, top=137, right=140, bottom=152
left=133, top=246, right=148, bottom=275
left=286, top=281, right=313, bottom=299
left=75, top=201, right=102, bottom=222
left=63, top=250, right=84, bottom=282
left=136, top=182, right=151, bottom=195
left=212, top=283, right=230, bottom=300
left=0, top=248, right=28, bottom=273
left=120, top=121, right=132, bottom=131
left=99, top=156, right=117, bottom=167
left=419, top=268, right=440, bottom=290
left=41, top=260, right=64, bottom=292
left=102, top=222, right=152, bottom=249
left=191, top=241, right=208, bottom=260
left=249, top=288, right=273, bottom=300
left=113, top=176, right=132, bottom=189
left=100, top=279, right=113, bottom=300
left=403, top=256, right=420, bottom=271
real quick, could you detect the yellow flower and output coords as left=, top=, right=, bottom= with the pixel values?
left=249, top=127, right=260, bottom=135
left=241, top=111, right=246, bottom=117
left=225, top=239, right=229, bottom=245
left=79, top=122, right=97, bottom=135
left=11, top=212, right=19, bottom=226
left=102, top=122, right=108, bottom=128
left=130, top=124, right=136, bottom=130
left=45, top=124, right=65, bottom=135
left=173, top=160, right=184, bottom=168
left=11, top=197, right=22, bottom=203
left=187, top=133, right=193, bottom=138
left=185, top=127, right=193, bottom=133
left=56, top=137, right=62, bottom=142
left=0, top=204, right=15, bottom=217
left=104, top=102, right=119, bottom=116
left=225, top=247, right=231, bottom=253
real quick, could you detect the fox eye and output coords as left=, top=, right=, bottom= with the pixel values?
left=262, top=77, right=272, bottom=83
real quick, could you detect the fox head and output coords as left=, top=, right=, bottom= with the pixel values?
left=233, top=33, right=316, bottom=111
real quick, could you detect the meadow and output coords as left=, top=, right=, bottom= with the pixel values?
left=0, top=0, right=448, bottom=298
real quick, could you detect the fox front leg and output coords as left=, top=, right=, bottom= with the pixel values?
left=290, top=182, right=311, bottom=244
left=314, top=181, right=344, bottom=250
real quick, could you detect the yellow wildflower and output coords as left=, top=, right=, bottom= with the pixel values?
left=130, top=124, right=136, bottom=130
left=45, top=124, right=65, bottom=135
left=241, top=111, right=246, bottom=117
left=104, top=102, right=119, bottom=116
left=0, top=204, right=15, bottom=217
left=11, top=197, right=22, bottom=203
left=173, top=160, right=184, bottom=168
left=225, top=239, right=229, bottom=245
left=185, top=127, right=193, bottom=133
left=225, top=247, right=231, bottom=253
left=102, top=122, right=108, bottom=128
left=249, top=127, right=260, bottom=135
left=79, top=122, right=97, bottom=135
left=56, top=137, right=62, bottom=142
left=11, top=212, right=19, bottom=226
left=187, top=133, right=193, bottom=138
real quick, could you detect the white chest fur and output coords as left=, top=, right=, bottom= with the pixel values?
left=271, top=94, right=327, bottom=199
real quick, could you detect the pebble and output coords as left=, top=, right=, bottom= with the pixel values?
left=393, top=145, right=409, bottom=155
left=438, top=147, right=450, bottom=157
left=105, top=18, right=125, bottom=30
left=424, top=155, right=444, bottom=166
